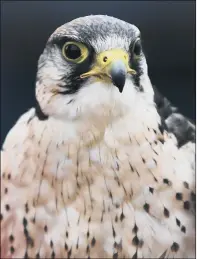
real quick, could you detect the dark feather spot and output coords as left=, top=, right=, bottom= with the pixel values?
left=171, top=242, right=179, bottom=252
left=139, top=240, right=144, bottom=248
left=132, top=235, right=139, bottom=246
left=191, top=192, right=196, bottom=201
left=86, top=245, right=90, bottom=254
left=4, top=187, right=8, bottom=194
left=132, top=224, right=138, bottom=233
left=138, top=85, right=144, bottom=92
left=24, top=251, right=29, bottom=259
left=153, top=129, right=157, bottom=134
left=159, top=249, right=168, bottom=258
left=154, top=176, right=158, bottom=182
left=50, top=240, right=53, bottom=248
left=181, top=226, right=186, bottom=233
left=67, top=99, right=74, bottom=104
left=27, top=114, right=35, bottom=124
left=101, top=212, right=104, bottom=222
left=149, top=187, right=154, bottom=194
left=143, top=203, right=150, bottom=213
left=163, top=178, right=172, bottom=186
left=153, top=149, right=159, bottom=155
left=183, top=181, right=189, bottom=189
left=113, top=252, right=118, bottom=259
left=114, top=176, right=120, bottom=186
left=51, top=251, right=55, bottom=259
left=68, top=247, right=72, bottom=258
left=183, top=201, right=190, bottom=210
left=153, top=159, right=157, bottom=165
left=159, top=138, right=165, bottom=144
left=5, top=204, right=10, bottom=211
left=142, top=157, right=146, bottom=163
left=66, top=231, right=69, bottom=238
left=109, top=191, right=113, bottom=200
left=10, top=246, right=15, bottom=254
left=135, top=169, right=140, bottom=177
left=25, top=203, right=29, bottom=213
left=116, top=162, right=120, bottom=171
left=23, top=217, right=28, bottom=228
left=8, top=174, right=11, bottom=180
left=24, top=228, right=28, bottom=237
left=87, top=230, right=90, bottom=238
left=112, top=225, right=116, bottom=238
left=129, top=163, right=134, bottom=172
left=132, top=251, right=138, bottom=259
left=115, top=215, right=118, bottom=222
left=164, top=207, right=170, bottom=218
left=35, top=253, right=40, bottom=259
left=114, top=240, right=122, bottom=250
left=115, top=203, right=120, bottom=208
left=44, top=225, right=48, bottom=232
left=120, top=211, right=125, bottom=221
left=176, top=192, right=183, bottom=200
left=9, top=235, right=14, bottom=242
left=114, top=242, right=117, bottom=248
left=176, top=218, right=181, bottom=227
left=26, top=236, right=34, bottom=247
left=65, top=242, right=68, bottom=251
left=91, top=237, right=96, bottom=247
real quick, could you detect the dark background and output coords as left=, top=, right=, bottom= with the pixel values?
left=1, top=1, right=195, bottom=145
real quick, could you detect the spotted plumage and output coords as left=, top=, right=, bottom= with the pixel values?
left=1, top=15, right=195, bottom=258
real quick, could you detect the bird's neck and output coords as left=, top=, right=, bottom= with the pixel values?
left=35, top=97, right=159, bottom=149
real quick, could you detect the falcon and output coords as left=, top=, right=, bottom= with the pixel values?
left=1, top=15, right=195, bottom=258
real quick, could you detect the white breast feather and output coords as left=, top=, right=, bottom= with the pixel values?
left=1, top=76, right=195, bottom=258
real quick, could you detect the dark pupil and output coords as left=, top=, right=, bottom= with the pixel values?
left=65, top=44, right=81, bottom=59
left=133, top=40, right=142, bottom=56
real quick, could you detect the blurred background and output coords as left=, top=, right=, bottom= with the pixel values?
left=1, top=1, right=195, bottom=145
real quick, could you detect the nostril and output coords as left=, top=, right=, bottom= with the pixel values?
left=103, top=56, right=108, bottom=62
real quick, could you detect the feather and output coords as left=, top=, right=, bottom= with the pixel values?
left=1, top=15, right=195, bottom=258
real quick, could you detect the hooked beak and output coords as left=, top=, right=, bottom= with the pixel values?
left=80, top=49, right=136, bottom=93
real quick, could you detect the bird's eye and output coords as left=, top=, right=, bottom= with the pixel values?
left=132, top=38, right=142, bottom=56
left=62, top=41, right=89, bottom=63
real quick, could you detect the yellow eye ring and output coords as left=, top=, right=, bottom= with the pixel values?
left=62, top=41, right=89, bottom=63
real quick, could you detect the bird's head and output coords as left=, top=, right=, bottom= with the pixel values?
left=36, top=15, right=154, bottom=121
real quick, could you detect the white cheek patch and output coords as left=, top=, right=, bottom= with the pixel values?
left=53, top=74, right=153, bottom=122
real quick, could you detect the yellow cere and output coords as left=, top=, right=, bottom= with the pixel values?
left=81, top=49, right=136, bottom=79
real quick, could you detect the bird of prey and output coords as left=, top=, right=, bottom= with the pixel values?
left=1, top=15, right=195, bottom=258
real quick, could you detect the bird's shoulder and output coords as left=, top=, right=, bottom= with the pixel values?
left=2, top=108, right=36, bottom=151
left=153, top=85, right=195, bottom=148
